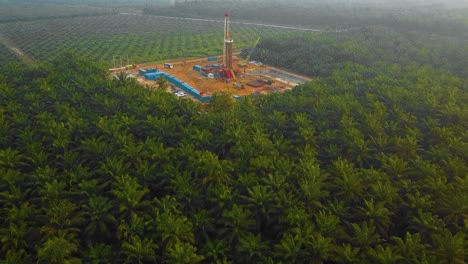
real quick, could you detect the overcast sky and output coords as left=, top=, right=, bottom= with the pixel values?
left=222, top=0, right=468, bottom=8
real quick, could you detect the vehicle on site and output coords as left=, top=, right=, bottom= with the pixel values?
left=174, top=90, right=186, bottom=97
left=164, top=63, right=173, bottom=69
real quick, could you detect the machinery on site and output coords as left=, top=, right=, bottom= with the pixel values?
left=238, top=37, right=261, bottom=69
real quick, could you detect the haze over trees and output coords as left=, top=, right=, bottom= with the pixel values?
left=0, top=0, right=467, bottom=263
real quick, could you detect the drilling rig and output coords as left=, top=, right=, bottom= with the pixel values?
left=223, top=12, right=235, bottom=80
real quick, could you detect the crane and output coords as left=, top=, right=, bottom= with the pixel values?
left=238, top=37, right=261, bottom=69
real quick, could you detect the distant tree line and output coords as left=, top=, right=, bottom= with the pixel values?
left=143, top=1, right=468, bottom=37
left=247, top=26, right=468, bottom=78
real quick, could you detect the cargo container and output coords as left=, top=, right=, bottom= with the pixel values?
left=144, top=72, right=163, bottom=80
left=207, top=56, right=218, bottom=62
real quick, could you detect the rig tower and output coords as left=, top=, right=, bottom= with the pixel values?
left=223, top=12, right=234, bottom=69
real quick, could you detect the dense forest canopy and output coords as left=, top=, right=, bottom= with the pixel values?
left=0, top=1, right=467, bottom=263
left=0, top=48, right=467, bottom=263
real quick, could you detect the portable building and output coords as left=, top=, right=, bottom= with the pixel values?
left=144, top=72, right=163, bottom=80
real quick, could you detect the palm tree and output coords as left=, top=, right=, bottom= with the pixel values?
left=301, top=230, right=334, bottom=263
left=85, top=243, right=114, bottom=264
left=279, top=205, right=310, bottom=228
left=153, top=211, right=195, bottom=249
left=314, top=210, right=340, bottom=237
left=82, top=195, right=117, bottom=241
left=431, top=230, right=466, bottom=264
left=165, top=241, right=204, bottom=264
left=117, top=213, right=146, bottom=241
left=347, top=222, right=382, bottom=249
left=437, top=191, right=468, bottom=229
left=236, top=232, right=269, bottom=263
left=156, top=75, right=170, bottom=91
left=241, top=185, right=274, bottom=230
left=0, top=148, right=26, bottom=169
left=355, top=198, right=394, bottom=237
left=273, top=233, right=306, bottom=263
left=113, top=72, right=134, bottom=88
left=0, top=248, right=33, bottom=264
left=206, top=182, right=236, bottom=210
left=378, top=153, right=409, bottom=181
left=332, top=243, right=361, bottom=264
left=191, top=209, right=215, bottom=242
left=266, top=110, right=289, bottom=137
left=0, top=223, right=29, bottom=254
left=41, top=199, right=84, bottom=232
left=343, top=126, right=371, bottom=167
left=391, top=232, right=429, bottom=264
left=168, top=171, right=201, bottom=205
left=293, top=158, right=329, bottom=209
left=329, top=159, right=366, bottom=204
left=366, top=244, right=403, bottom=264
left=120, top=235, right=158, bottom=264
left=219, top=204, right=255, bottom=245
left=203, top=239, right=227, bottom=263
left=111, top=174, right=149, bottom=216
left=36, top=235, right=81, bottom=264
left=79, top=136, right=112, bottom=164
left=407, top=210, right=446, bottom=240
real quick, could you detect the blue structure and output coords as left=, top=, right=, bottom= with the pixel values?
left=207, top=56, right=218, bottom=62
left=193, top=65, right=202, bottom=71
left=138, top=69, right=147, bottom=75
left=144, top=72, right=164, bottom=80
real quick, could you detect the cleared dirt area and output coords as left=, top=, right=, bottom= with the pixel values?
left=123, top=55, right=312, bottom=98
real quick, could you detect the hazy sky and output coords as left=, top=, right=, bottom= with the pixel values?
left=226, top=0, right=468, bottom=8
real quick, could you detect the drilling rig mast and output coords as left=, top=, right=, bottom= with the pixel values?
left=223, top=12, right=234, bottom=69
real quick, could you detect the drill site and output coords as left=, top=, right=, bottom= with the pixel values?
left=117, top=13, right=311, bottom=102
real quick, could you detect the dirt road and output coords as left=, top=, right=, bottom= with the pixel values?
left=0, top=33, right=33, bottom=64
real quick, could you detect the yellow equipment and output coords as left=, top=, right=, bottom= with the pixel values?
left=238, top=37, right=261, bottom=68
